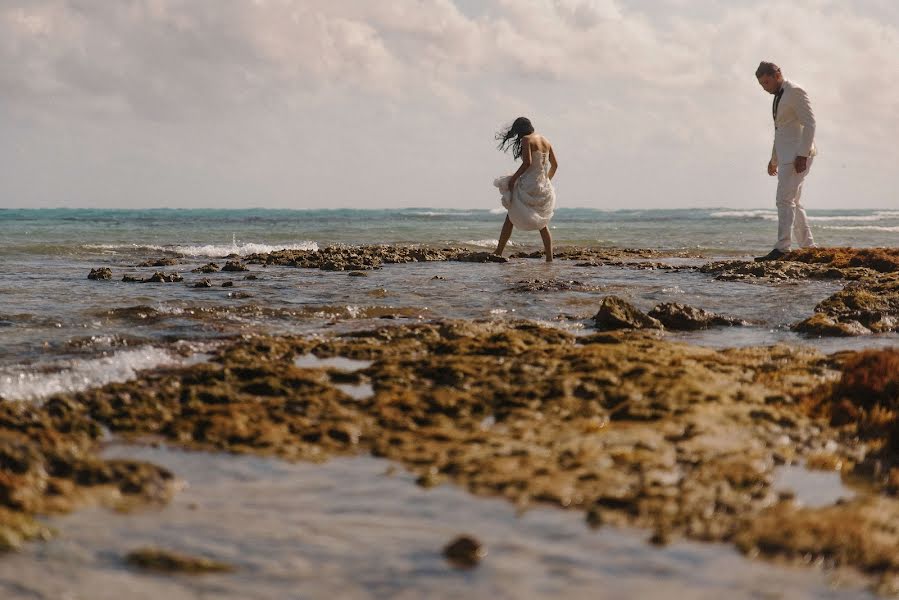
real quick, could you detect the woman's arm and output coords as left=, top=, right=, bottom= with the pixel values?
left=547, top=146, right=558, bottom=179
left=508, top=137, right=532, bottom=190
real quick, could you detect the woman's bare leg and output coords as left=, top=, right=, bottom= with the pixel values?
left=494, top=216, right=514, bottom=256
left=539, top=227, right=553, bottom=262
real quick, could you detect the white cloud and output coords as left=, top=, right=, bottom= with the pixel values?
left=0, top=0, right=897, bottom=209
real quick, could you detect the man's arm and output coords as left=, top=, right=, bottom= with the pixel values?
left=768, top=143, right=778, bottom=175
left=794, top=86, right=816, bottom=158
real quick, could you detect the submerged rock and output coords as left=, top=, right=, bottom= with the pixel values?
left=121, top=274, right=142, bottom=283
left=194, top=279, right=213, bottom=288
left=222, top=281, right=234, bottom=288
left=593, top=296, right=662, bottom=330
left=647, top=302, right=747, bottom=330
left=510, top=279, right=597, bottom=293
left=442, top=535, right=485, bottom=568
left=87, top=268, right=112, bottom=281
left=125, top=547, right=235, bottom=573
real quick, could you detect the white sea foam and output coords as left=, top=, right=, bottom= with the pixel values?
left=408, top=211, right=474, bottom=217
left=709, top=210, right=777, bottom=221
left=462, top=239, right=516, bottom=248
left=84, top=243, right=168, bottom=252
left=489, top=207, right=506, bottom=215
left=84, top=241, right=319, bottom=257
left=806, top=215, right=889, bottom=222
left=0, top=345, right=209, bottom=402
left=173, top=241, right=318, bottom=257
left=821, top=225, right=899, bottom=232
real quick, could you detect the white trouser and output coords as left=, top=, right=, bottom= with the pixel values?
left=774, top=157, right=815, bottom=252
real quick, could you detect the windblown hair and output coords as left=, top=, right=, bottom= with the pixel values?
left=496, top=117, right=535, bottom=160
left=755, top=61, right=781, bottom=78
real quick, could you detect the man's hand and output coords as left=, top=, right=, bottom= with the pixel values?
left=767, top=161, right=778, bottom=176
left=794, top=156, right=808, bottom=173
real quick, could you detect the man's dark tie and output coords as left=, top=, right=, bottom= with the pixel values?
left=772, top=87, right=785, bottom=127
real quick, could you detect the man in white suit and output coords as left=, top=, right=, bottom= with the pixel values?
left=754, top=61, right=817, bottom=261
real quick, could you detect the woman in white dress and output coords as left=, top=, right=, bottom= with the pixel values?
left=492, top=117, right=558, bottom=262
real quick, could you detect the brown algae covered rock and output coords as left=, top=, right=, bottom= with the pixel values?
left=3, top=318, right=895, bottom=587
left=793, top=313, right=872, bottom=337
left=784, top=247, right=899, bottom=273
left=797, top=273, right=899, bottom=335
left=803, top=348, right=899, bottom=489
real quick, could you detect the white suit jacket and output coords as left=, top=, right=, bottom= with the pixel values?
left=770, top=80, right=817, bottom=165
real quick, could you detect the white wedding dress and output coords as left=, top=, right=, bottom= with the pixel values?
left=494, top=150, right=556, bottom=231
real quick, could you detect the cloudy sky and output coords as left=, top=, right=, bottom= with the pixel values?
left=1, top=0, right=897, bottom=210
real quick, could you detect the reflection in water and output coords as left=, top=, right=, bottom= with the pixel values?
left=0, top=446, right=874, bottom=600
left=774, top=465, right=856, bottom=508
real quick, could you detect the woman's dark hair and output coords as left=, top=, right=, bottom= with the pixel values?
left=496, top=117, right=535, bottom=160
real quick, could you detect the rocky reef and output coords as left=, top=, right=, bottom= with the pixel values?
left=2, top=318, right=898, bottom=589
left=593, top=296, right=746, bottom=332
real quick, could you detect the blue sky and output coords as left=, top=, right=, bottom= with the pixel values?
left=1, top=1, right=897, bottom=210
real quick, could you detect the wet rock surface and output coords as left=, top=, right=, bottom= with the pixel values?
left=145, top=272, right=184, bottom=283
left=191, top=263, right=220, bottom=273
left=221, top=261, right=248, bottom=272
left=137, top=258, right=179, bottom=268
left=648, top=302, right=748, bottom=330
left=593, top=296, right=662, bottom=330
left=121, top=272, right=183, bottom=283
left=87, top=268, right=112, bottom=281
left=2, top=317, right=898, bottom=588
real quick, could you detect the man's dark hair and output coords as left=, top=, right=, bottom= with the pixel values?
left=755, top=61, right=780, bottom=78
